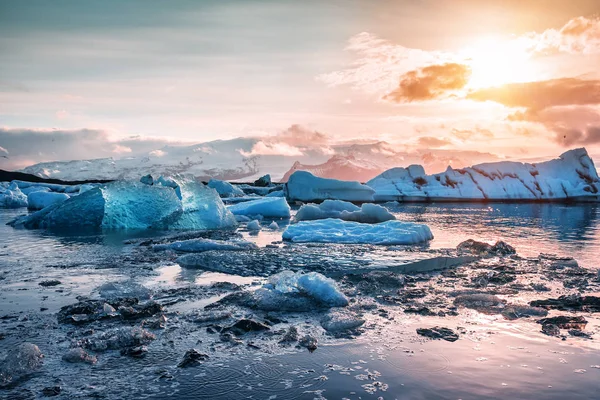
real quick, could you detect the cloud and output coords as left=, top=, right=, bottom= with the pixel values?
left=239, top=125, right=335, bottom=157
left=467, top=78, right=600, bottom=111
left=149, top=149, right=167, bottom=157
left=523, top=16, right=600, bottom=55
left=416, top=136, right=452, bottom=148
left=0, top=127, right=180, bottom=169
left=317, top=32, right=452, bottom=95
left=384, top=63, right=471, bottom=102
left=451, top=127, right=494, bottom=141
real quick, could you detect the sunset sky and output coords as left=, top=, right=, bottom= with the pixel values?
left=2, top=0, right=600, bottom=169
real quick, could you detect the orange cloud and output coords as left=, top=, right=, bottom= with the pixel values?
left=384, top=63, right=471, bottom=102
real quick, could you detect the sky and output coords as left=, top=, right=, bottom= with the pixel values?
left=2, top=0, right=600, bottom=169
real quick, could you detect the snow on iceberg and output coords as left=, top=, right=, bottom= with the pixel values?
left=227, top=197, right=291, bottom=219
left=27, top=191, right=69, bottom=210
left=367, top=148, right=600, bottom=202
left=285, top=170, right=375, bottom=202
left=282, top=219, right=433, bottom=245
left=0, top=182, right=28, bottom=208
left=207, top=179, right=244, bottom=198
left=10, top=179, right=237, bottom=231
left=295, top=200, right=395, bottom=223
left=153, top=238, right=257, bottom=252
left=251, top=270, right=349, bottom=311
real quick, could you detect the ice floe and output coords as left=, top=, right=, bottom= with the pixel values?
left=0, top=182, right=28, bottom=208
left=227, top=197, right=291, bottom=219
left=282, top=219, right=433, bottom=245
left=9, top=179, right=237, bottom=231
left=27, top=191, right=69, bottom=210
left=208, top=179, right=245, bottom=198
left=153, top=238, right=257, bottom=252
left=295, top=200, right=395, bottom=223
left=285, top=171, right=375, bottom=202
left=367, top=148, right=600, bottom=202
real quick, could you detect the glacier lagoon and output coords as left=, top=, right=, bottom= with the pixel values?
left=1, top=201, right=600, bottom=399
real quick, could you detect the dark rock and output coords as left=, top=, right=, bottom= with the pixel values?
left=404, top=307, right=437, bottom=316
left=39, top=280, right=61, bottom=287
left=416, top=326, right=459, bottom=342
left=177, top=349, right=209, bottom=368
left=120, top=346, right=148, bottom=358
left=279, top=326, right=299, bottom=344
left=457, top=239, right=515, bottom=256
left=253, top=174, right=271, bottom=187
left=537, top=316, right=587, bottom=330
left=569, top=329, right=593, bottom=338
left=42, top=386, right=61, bottom=397
left=298, top=334, right=318, bottom=352
left=541, top=323, right=560, bottom=337
left=62, top=347, right=97, bottom=364
left=501, top=305, right=547, bottom=320
left=219, top=332, right=242, bottom=345
left=530, top=295, right=600, bottom=312
left=224, top=319, right=270, bottom=335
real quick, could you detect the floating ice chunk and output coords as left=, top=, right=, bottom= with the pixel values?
left=247, top=219, right=261, bottom=231
left=295, top=200, right=395, bottom=223
left=10, top=179, right=236, bottom=231
left=367, top=148, right=600, bottom=202
left=0, top=343, right=44, bottom=386
left=12, top=180, right=67, bottom=192
left=321, top=310, right=365, bottom=332
left=252, top=271, right=348, bottom=311
left=266, top=190, right=285, bottom=197
left=20, top=186, right=51, bottom=195
left=227, top=197, right=291, bottom=218
left=286, top=171, right=375, bottom=202
left=207, top=179, right=244, bottom=198
left=0, top=182, right=28, bottom=208
left=140, top=174, right=154, bottom=185
left=80, top=327, right=155, bottom=352
left=168, top=180, right=238, bottom=230
left=268, top=221, right=279, bottom=230
left=27, top=191, right=69, bottom=210
left=283, top=219, right=433, bottom=245
left=153, top=238, right=257, bottom=252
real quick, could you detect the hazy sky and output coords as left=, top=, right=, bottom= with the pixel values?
left=2, top=0, right=600, bottom=168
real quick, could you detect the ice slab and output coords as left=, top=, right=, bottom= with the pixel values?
left=283, top=219, right=433, bottom=245
left=295, top=200, right=395, bottom=223
left=27, top=191, right=69, bottom=210
left=153, top=238, right=257, bottom=252
left=367, top=148, right=600, bottom=202
left=227, top=197, right=291, bottom=218
left=207, top=179, right=244, bottom=198
left=9, top=179, right=237, bottom=231
left=285, top=171, right=375, bottom=202
left=0, top=182, right=28, bottom=208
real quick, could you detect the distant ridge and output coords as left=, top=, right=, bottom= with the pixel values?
left=0, top=169, right=112, bottom=185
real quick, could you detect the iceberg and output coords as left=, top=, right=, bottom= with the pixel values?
left=282, top=219, right=433, bottom=245
left=0, top=182, right=28, bottom=208
left=27, top=191, right=70, bottom=210
left=207, top=179, right=244, bottom=198
left=295, top=200, right=395, bottom=223
left=227, top=197, right=291, bottom=218
left=10, top=179, right=237, bottom=231
left=286, top=171, right=375, bottom=202
left=367, top=148, right=600, bottom=202
left=246, top=219, right=261, bottom=231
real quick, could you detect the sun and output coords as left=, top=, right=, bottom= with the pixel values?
left=461, top=36, right=537, bottom=89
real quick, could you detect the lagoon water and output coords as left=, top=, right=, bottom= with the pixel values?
left=1, top=203, right=600, bottom=399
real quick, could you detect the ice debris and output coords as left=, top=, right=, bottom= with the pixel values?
left=0, top=182, right=28, bottom=208
left=283, top=219, right=433, bottom=245
left=0, top=343, right=44, bottom=386
left=416, top=327, right=459, bottom=342
left=62, top=347, right=97, bottom=364
left=207, top=179, right=244, bottom=198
